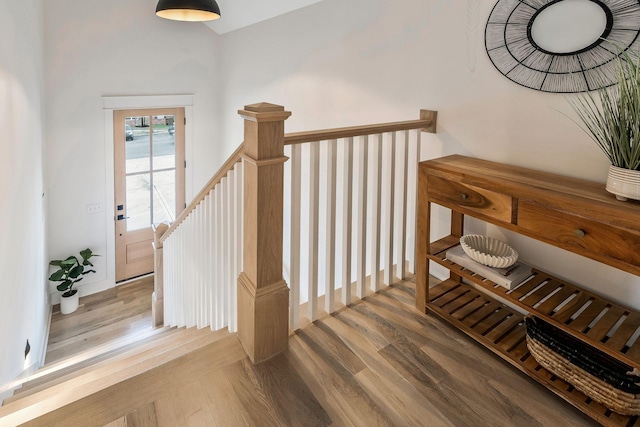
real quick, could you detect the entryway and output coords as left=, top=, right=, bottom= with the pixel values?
left=113, top=108, right=185, bottom=282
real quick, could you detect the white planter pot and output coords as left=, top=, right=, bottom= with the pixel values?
left=606, top=165, right=640, bottom=202
left=60, top=291, right=79, bottom=315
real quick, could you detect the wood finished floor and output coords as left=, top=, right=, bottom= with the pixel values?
left=28, top=278, right=598, bottom=426
left=45, top=275, right=156, bottom=365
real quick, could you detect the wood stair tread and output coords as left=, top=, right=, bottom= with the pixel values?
left=5, top=326, right=181, bottom=401
left=0, top=327, right=231, bottom=426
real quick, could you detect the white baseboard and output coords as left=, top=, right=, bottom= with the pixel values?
left=49, top=279, right=116, bottom=305
left=39, top=301, right=53, bottom=367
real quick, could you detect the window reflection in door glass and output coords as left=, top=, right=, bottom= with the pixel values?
left=125, top=116, right=151, bottom=174
left=153, top=115, right=176, bottom=171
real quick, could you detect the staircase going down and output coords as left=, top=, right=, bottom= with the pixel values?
left=0, top=278, right=232, bottom=427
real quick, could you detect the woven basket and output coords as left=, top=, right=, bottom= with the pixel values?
left=527, top=336, right=640, bottom=415
left=525, top=317, right=640, bottom=393
left=525, top=316, right=640, bottom=415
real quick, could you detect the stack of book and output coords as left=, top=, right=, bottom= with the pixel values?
left=445, top=244, right=533, bottom=290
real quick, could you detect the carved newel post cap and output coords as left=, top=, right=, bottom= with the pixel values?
left=244, top=102, right=285, bottom=113
left=239, top=102, right=291, bottom=122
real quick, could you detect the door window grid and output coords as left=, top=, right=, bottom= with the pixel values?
left=125, top=115, right=176, bottom=231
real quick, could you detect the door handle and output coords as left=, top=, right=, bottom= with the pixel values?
left=117, top=214, right=130, bottom=221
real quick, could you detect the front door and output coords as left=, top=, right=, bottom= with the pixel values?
left=114, top=108, right=185, bottom=282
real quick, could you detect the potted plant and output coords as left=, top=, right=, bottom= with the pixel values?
left=49, top=248, right=98, bottom=314
left=570, top=51, right=640, bottom=201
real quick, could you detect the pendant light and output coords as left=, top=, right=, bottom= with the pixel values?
left=156, top=0, right=221, bottom=22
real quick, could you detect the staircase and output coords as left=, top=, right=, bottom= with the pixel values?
left=0, top=324, right=230, bottom=426
left=0, top=101, right=438, bottom=425
left=0, top=277, right=231, bottom=426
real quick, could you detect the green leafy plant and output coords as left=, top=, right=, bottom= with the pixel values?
left=49, top=248, right=99, bottom=297
left=570, top=52, right=640, bottom=171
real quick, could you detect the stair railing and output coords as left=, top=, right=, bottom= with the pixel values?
left=154, top=144, right=244, bottom=333
left=154, top=102, right=437, bottom=364
left=284, top=112, right=437, bottom=330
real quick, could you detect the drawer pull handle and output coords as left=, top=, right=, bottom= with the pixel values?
left=573, top=229, right=586, bottom=238
left=460, top=193, right=468, bottom=200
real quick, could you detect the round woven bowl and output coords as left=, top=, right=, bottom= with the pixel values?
left=459, top=235, right=518, bottom=268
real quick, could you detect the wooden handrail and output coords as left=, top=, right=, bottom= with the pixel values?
left=284, top=113, right=436, bottom=145
left=159, top=143, right=245, bottom=243
left=158, top=110, right=437, bottom=244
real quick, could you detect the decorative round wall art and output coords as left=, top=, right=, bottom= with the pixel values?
left=485, top=0, right=640, bottom=93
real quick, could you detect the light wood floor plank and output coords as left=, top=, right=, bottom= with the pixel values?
left=16, top=276, right=601, bottom=426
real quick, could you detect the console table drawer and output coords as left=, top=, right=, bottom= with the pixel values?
left=428, top=175, right=512, bottom=223
left=518, top=201, right=640, bottom=268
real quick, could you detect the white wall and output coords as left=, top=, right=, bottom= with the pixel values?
left=0, top=0, right=48, bottom=398
left=217, top=0, right=640, bottom=307
left=40, top=0, right=640, bottom=309
left=44, top=0, right=229, bottom=297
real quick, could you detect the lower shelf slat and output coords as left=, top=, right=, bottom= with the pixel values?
left=427, top=279, right=639, bottom=427
left=428, top=241, right=640, bottom=371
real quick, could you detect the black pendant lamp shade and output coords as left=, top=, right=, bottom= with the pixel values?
left=156, top=0, right=221, bottom=22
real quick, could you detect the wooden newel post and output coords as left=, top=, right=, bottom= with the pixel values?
left=152, top=222, right=169, bottom=327
left=237, top=103, right=291, bottom=364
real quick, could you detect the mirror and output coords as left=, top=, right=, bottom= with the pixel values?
left=530, top=0, right=608, bottom=55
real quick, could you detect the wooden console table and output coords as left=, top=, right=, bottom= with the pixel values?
left=416, top=155, right=640, bottom=426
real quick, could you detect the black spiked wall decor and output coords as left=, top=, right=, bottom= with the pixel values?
left=485, top=0, right=640, bottom=93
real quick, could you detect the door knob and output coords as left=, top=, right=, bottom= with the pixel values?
left=117, top=214, right=130, bottom=221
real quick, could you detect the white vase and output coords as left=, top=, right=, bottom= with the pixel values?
left=60, top=291, right=79, bottom=315
left=606, top=165, right=640, bottom=202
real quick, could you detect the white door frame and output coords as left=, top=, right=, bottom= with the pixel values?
left=102, top=95, right=194, bottom=290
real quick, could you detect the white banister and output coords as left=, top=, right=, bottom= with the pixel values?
left=156, top=106, right=436, bottom=343
left=370, top=133, right=383, bottom=292
left=383, top=132, right=396, bottom=286
left=226, top=169, right=235, bottom=331
left=356, top=135, right=369, bottom=299
left=284, top=113, right=436, bottom=330
left=407, top=132, right=422, bottom=274
left=162, top=160, right=243, bottom=333
left=308, top=141, right=320, bottom=322
left=341, top=137, right=354, bottom=307
left=397, top=130, right=410, bottom=280
left=289, top=144, right=302, bottom=331
left=324, top=139, right=338, bottom=315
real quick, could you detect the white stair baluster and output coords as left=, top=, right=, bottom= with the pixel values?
left=324, top=139, right=338, bottom=314
left=342, top=137, right=354, bottom=306
left=308, top=141, right=320, bottom=321
left=195, top=202, right=203, bottom=328
left=208, top=189, right=216, bottom=329
left=221, top=177, right=229, bottom=328
left=227, top=169, right=235, bottom=329
left=370, top=133, right=383, bottom=292
left=356, top=135, right=369, bottom=299
left=231, top=161, right=243, bottom=332
left=408, top=130, right=421, bottom=273
left=383, top=132, right=396, bottom=286
left=397, top=131, right=409, bottom=280
left=289, top=144, right=302, bottom=330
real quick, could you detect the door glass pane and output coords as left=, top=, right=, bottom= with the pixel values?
left=126, top=174, right=151, bottom=231
left=126, top=116, right=151, bottom=174
left=153, top=169, right=176, bottom=223
left=153, top=115, right=176, bottom=170
left=121, top=114, right=179, bottom=231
